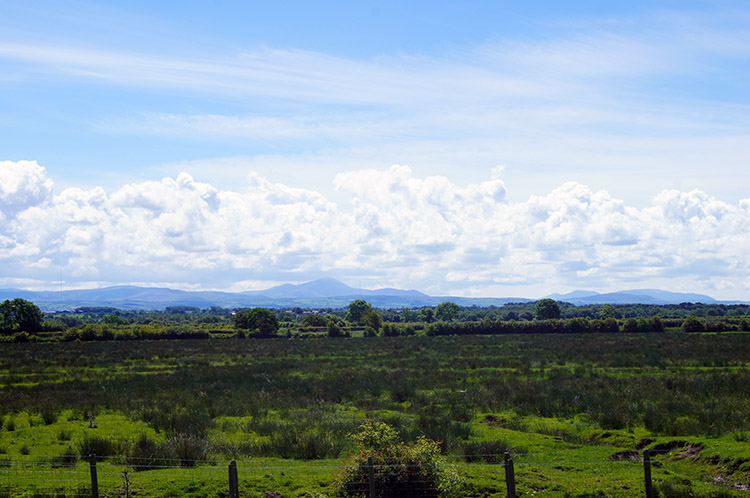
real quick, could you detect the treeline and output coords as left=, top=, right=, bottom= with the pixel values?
left=3, top=297, right=750, bottom=343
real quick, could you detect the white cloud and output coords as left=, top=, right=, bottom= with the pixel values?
left=0, top=160, right=54, bottom=218
left=1, top=160, right=749, bottom=299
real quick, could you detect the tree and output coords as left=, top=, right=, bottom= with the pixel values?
left=682, top=314, right=705, bottom=333
left=301, top=313, right=327, bottom=327
left=233, top=307, right=279, bottom=336
left=435, top=302, right=460, bottom=321
left=362, top=308, right=383, bottom=331
left=0, top=298, right=44, bottom=334
left=419, top=307, right=435, bottom=323
left=346, top=300, right=372, bottom=325
left=535, top=299, right=561, bottom=320
left=599, top=304, right=616, bottom=320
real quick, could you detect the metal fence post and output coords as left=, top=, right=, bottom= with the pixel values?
left=644, top=450, right=653, bottom=498
left=504, top=452, right=516, bottom=498
left=89, top=455, right=99, bottom=498
left=228, top=460, right=239, bottom=498
left=368, top=456, right=375, bottom=498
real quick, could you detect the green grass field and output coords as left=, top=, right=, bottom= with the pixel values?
left=1, top=333, right=749, bottom=497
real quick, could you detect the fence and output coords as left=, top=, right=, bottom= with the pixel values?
left=0, top=450, right=735, bottom=497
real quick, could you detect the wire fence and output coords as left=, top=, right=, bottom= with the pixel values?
left=0, top=449, right=740, bottom=498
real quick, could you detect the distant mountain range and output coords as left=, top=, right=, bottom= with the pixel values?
left=0, top=278, right=742, bottom=311
left=544, top=289, right=733, bottom=305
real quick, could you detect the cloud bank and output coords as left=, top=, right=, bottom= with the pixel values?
left=1, top=160, right=748, bottom=299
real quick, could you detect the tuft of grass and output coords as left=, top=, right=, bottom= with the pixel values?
left=76, top=435, right=116, bottom=459
left=461, top=439, right=527, bottom=463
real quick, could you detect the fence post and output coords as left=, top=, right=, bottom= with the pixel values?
left=504, top=452, right=516, bottom=498
left=368, top=456, right=375, bottom=498
left=643, top=450, right=653, bottom=498
left=88, top=455, right=99, bottom=498
left=228, top=460, right=239, bottom=498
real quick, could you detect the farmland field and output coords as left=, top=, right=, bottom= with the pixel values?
left=1, top=332, right=749, bottom=497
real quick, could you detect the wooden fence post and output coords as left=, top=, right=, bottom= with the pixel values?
left=644, top=450, right=653, bottom=498
left=504, top=452, right=516, bottom=498
left=368, top=456, right=375, bottom=498
left=228, top=460, right=239, bottom=498
left=88, top=455, right=99, bottom=498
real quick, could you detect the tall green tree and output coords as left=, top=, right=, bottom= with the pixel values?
left=435, top=301, right=460, bottom=321
left=419, top=307, right=435, bottom=323
left=599, top=304, right=617, bottom=320
left=535, top=299, right=561, bottom=320
left=0, top=298, right=44, bottom=334
left=234, top=307, right=279, bottom=335
left=362, top=308, right=383, bottom=330
left=346, top=299, right=372, bottom=324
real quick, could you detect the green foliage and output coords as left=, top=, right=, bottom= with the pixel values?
left=535, top=299, right=561, bottom=320
left=335, top=421, right=462, bottom=498
left=362, top=308, right=384, bottom=330
left=682, top=314, right=706, bottom=332
left=0, top=298, right=44, bottom=334
left=234, top=307, right=279, bottom=335
left=128, top=434, right=165, bottom=470
left=327, top=320, right=346, bottom=338
left=302, top=313, right=328, bottom=327
left=363, top=326, right=379, bottom=337
left=347, top=300, right=373, bottom=325
left=77, top=435, right=118, bottom=459
left=461, top=439, right=527, bottom=463
left=163, top=434, right=209, bottom=467
left=435, top=302, right=460, bottom=321
left=419, top=307, right=435, bottom=323
left=599, top=304, right=617, bottom=320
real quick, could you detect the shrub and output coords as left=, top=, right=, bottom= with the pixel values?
left=682, top=315, right=705, bottom=333
left=335, top=421, right=462, bottom=498
left=62, top=328, right=80, bottom=342
left=12, top=332, right=30, bottom=343
left=327, top=321, right=344, bottom=338
left=363, top=326, right=378, bottom=337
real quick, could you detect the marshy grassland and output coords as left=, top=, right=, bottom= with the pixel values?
left=1, top=333, right=749, bottom=497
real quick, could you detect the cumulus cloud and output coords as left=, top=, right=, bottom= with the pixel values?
left=0, top=160, right=54, bottom=218
left=1, top=160, right=749, bottom=298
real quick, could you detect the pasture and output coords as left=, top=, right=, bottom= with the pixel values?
left=1, top=333, right=749, bottom=497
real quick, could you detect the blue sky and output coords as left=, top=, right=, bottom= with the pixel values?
left=1, top=1, right=749, bottom=299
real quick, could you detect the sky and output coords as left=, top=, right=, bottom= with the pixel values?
left=0, top=0, right=749, bottom=300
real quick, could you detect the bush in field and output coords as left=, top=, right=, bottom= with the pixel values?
left=364, top=326, right=379, bottom=337
left=327, top=321, right=345, bottom=338
left=335, top=421, right=462, bottom=498
left=682, top=314, right=705, bottom=332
